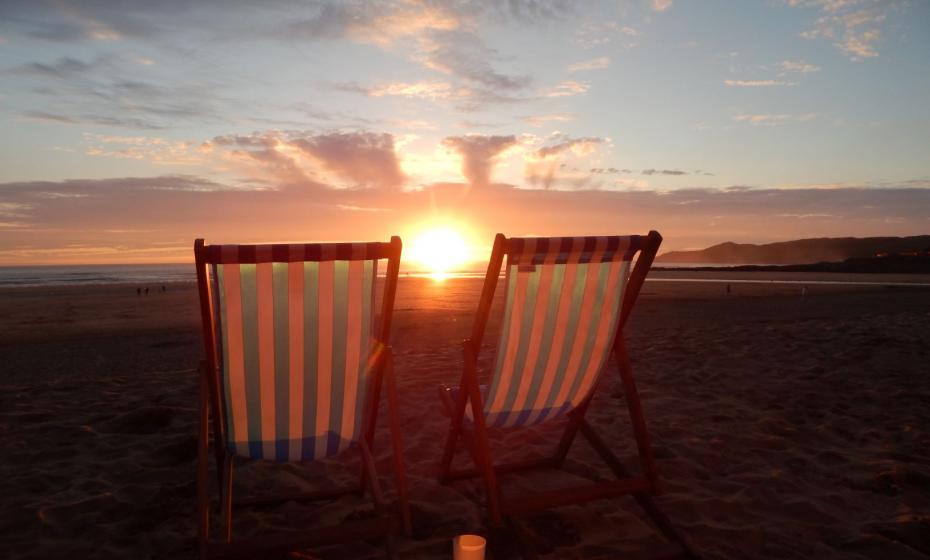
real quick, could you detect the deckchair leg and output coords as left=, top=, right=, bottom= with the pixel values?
left=473, top=427, right=503, bottom=526
left=197, top=361, right=225, bottom=501
left=462, top=347, right=504, bottom=526
left=197, top=368, right=210, bottom=558
left=615, top=340, right=659, bottom=492
left=384, top=350, right=412, bottom=535
left=360, top=440, right=398, bottom=560
left=438, top=396, right=463, bottom=484
left=359, top=345, right=388, bottom=499
left=221, top=454, right=234, bottom=543
left=208, top=381, right=225, bottom=496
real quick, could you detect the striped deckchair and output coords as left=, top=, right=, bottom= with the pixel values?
left=194, top=238, right=410, bottom=559
left=437, top=232, right=697, bottom=558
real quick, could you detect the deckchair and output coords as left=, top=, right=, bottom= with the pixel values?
left=194, top=238, right=410, bottom=559
left=438, top=232, right=696, bottom=558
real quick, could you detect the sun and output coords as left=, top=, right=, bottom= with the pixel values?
left=407, top=227, right=471, bottom=280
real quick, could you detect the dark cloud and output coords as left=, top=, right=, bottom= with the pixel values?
left=422, top=29, right=531, bottom=91
left=536, top=136, right=604, bottom=158
left=7, top=51, right=227, bottom=129
left=25, top=110, right=167, bottom=130
left=11, top=56, right=97, bottom=77
left=287, top=3, right=540, bottom=110
left=0, top=0, right=576, bottom=44
left=442, top=135, right=518, bottom=187
left=0, top=1, right=571, bottom=120
left=0, top=0, right=258, bottom=42
left=642, top=169, right=688, bottom=176
left=3, top=175, right=930, bottom=264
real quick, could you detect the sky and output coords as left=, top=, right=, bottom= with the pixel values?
left=0, top=0, right=929, bottom=266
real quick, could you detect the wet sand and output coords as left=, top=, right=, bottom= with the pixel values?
left=2, top=274, right=929, bottom=559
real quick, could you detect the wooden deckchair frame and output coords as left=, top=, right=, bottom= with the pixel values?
left=194, top=237, right=411, bottom=559
left=437, top=231, right=697, bottom=558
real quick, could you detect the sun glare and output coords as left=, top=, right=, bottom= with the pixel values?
left=407, top=227, right=470, bottom=280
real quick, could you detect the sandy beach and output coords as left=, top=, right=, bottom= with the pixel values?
left=2, top=274, right=929, bottom=559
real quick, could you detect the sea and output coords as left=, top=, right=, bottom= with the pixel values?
left=0, top=264, right=195, bottom=288
left=0, top=264, right=491, bottom=288
left=1, top=263, right=929, bottom=288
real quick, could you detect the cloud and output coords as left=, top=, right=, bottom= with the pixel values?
left=417, top=30, right=532, bottom=92
left=80, top=134, right=206, bottom=166
left=779, top=59, right=821, bottom=73
left=544, top=80, right=590, bottom=97
left=642, top=169, right=687, bottom=176
left=10, top=56, right=97, bottom=77
left=333, top=80, right=532, bottom=115
left=535, top=137, right=604, bottom=158
left=525, top=136, right=607, bottom=189
left=286, top=1, right=461, bottom=45
left=335, top=80, right=460, bottom=101
left=567, top=57, right=610, bottom=72
left=8, top=52, right=228, bottom=129
left=522, top=113, right=576, bottom=127
left=4, top=176, right=929, bottom=264
left=651, top=0, right=673, bottom=12
left=733, top=113, right=819, bottom=126
left=0, top=2, right=580, bottom=116
left=367, top=81, right=456, bottom=99
left=788, top=0, right=904, bottom=60
left=442, top=135, right=518, bottom=187
left=724, top=79, right=793, bottom=87
left=212, top=130, right=407, bottom=189
left=574, top=20, right=640, bottom=50
left=292, top=132, right=406, bottom=188
left=286, top=3, right=542, bottom=110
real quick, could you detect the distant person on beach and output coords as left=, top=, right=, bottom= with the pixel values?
left=801, top=286, right=808, bottom=300
left=161, top=285, right=166, bottom=293
left=145, top=287, right=149, bottom=296
left=136, top=287, right=141, bottom=296
left=726, top=284, right=731, bottom=296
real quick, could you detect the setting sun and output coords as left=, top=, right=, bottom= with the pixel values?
left=407, top=227, right=471, bottom=280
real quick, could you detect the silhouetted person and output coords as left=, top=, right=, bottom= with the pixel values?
left=161, top=285, right=166, bottom=292
left=136, top=287, right=141, bottom=296
left=145, top=287, right=149, bottom=296
left=726, top=283, right=731, bottom=296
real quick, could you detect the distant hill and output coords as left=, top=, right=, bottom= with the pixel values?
left=656, top=236, right=930, bottom=265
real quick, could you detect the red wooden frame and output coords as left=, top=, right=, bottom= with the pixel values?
left=437, top=231, right=698, bottom=558
left=194, top=237, right=410, bottom=559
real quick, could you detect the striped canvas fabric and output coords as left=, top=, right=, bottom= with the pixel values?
left=480, top=236, right=640, bottom=428
left=208, top=244, right=379, bottom=461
